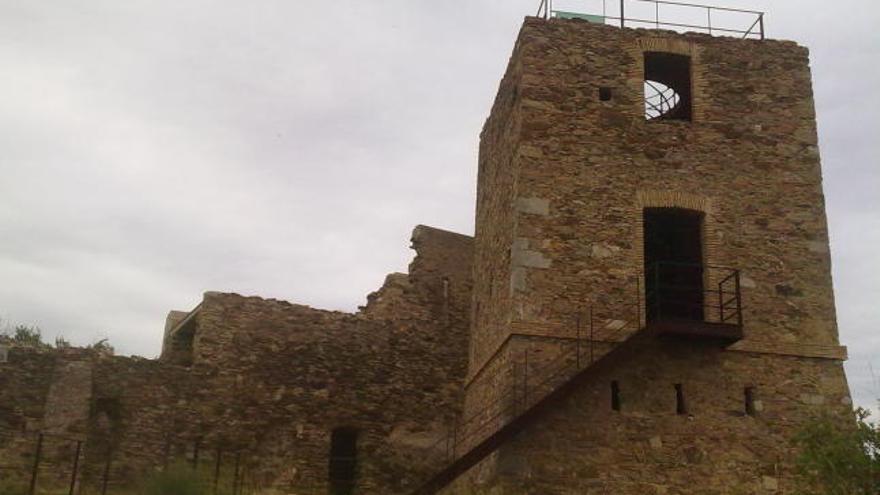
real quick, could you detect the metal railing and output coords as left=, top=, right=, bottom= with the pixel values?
left=415, top=262, right=744, bottom=493
left=537, top=0, right=765, bottom=39
left=0, top=425, right=260, bottom=495
left=421, top=279, right=644, bottom=468
left=644, top=261, right=743, bottom=327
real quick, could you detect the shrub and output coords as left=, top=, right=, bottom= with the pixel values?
left=794, top=406, right=880, bottom=494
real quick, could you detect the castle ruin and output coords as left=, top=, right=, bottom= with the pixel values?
left=0, top=6, right=854, bottom=495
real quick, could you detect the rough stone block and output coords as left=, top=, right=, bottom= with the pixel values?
left=511, top=238, right=552, bottom=269
left=762, top=476, right=778, bottom=491
left=510, top=267, right=528, bottom=293
left=515, top=197, right=550, bottom=216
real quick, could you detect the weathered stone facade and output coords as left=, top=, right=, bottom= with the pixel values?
left=0, top=15, right=854, bottom=495
left=454, top=17, right=852, bottom=495
left=1, top=225, right=473, bottom=493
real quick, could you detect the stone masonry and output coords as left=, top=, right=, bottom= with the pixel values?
left=453, top=16, right=852, bottom=495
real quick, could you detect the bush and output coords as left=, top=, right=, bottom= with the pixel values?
left=794, top=407, right=880, bottom=494
left=11, top=325, right=47, bottom=347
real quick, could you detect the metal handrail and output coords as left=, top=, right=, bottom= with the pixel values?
left=539, top=0, right=765, bottom=40
left=421, top=279, right=644, bottom=471
left=634, top=0, right=760, bottom=15
left=645, top=261, right=743, bottom=326
left=414, top=263, right=744, bottom=493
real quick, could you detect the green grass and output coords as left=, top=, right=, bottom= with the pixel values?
left=138, top=466, right=203, bottom=495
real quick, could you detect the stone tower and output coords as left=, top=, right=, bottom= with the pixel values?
left=453, top=15, right=853, bottom=495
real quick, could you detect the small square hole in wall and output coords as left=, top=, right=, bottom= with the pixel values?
left=599, top=87, right=613, bottom=101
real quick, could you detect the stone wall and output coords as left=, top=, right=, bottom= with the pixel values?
left=0, top=346, right=58, bottom=488
left=1, top=225, right=474, bottom=494
left=457, top=338, right=852, bottom=494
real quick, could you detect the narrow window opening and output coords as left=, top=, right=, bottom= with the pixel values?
left=644, top=52, right=692, bottom=121
left=675, top=383, right=687, bottom=415
left=744, top=387, right=756, bottom=416
left=611, top=381, right=621, bottom=411
left=329, top=428, right=358, bottom=495
left=599, top=87, right=613, bottom=101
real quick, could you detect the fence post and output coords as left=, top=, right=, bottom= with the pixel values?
left=68, top=440, right=83, bottom=495
left=589, top=307, right=595, bottom=364
left=213, top=448, right=223, bottom=495
left=162, top=437, right=171, bottom=471
left=101, top=453, right=112, bottom=495
left=232, top=452, right=241, bottom=495
left=759, top=13, right=765, bottom=40
left=192, top=438, right=201, bottom=470
left=28, top=432, right=44, bottom=495
left=620, top=0, right=625, bottom=27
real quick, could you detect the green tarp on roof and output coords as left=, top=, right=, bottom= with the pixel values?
left=552, top=11, right=606, bottom=23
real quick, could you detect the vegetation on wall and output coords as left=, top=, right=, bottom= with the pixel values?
left=0, top=319, right=114, bottom=354
left=795, top=406, right=880, bottom=494
left=0, top=324, right=50, bottom=348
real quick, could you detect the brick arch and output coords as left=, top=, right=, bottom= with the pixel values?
left=634, top=189, right=718, bottom=267
left=626, top=37, right=706, bottom=121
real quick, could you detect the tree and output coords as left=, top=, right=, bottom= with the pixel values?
left=795, top=407, right=880, bottom=494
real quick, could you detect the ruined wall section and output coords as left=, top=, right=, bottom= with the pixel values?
left=77, top=225, right=474, bottom=493
left=0, top=346, right=57, bottom=486
left=0, top=347, right=56, bottom=432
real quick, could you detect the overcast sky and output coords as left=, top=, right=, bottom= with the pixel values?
left=1, top=1, right=878, bottom=409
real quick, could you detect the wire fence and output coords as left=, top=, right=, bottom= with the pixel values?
left=0, top=426, right=268, bottom=495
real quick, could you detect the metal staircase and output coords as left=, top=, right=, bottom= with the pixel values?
left=411, top=263, right=743, bottom=495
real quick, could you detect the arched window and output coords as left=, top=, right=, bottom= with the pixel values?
left=328, top=427, right=358, bottom=495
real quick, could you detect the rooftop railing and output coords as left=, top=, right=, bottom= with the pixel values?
left=537, top=0, right=765, bottom=39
